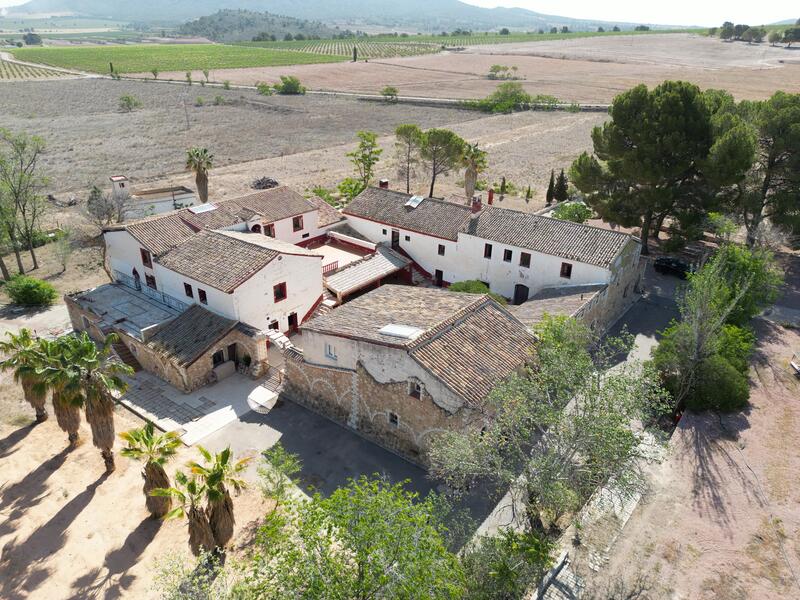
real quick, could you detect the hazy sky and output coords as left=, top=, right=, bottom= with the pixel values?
left=464, top=1, right=797, bottom=27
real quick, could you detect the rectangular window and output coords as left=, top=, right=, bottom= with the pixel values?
left=560, top=262, right=573, bottom=279
left=408, top=381, right=423, bottom=399
left=503, top=249, right=513, bottom=262
left=145, top=274, right=157, bottom=289
left=264, top=224, right=275, bottom=238
left=212, top=350, right=225, bottom=367
left=292, top=216, right=304, bottom=232
left=404, top=235, right=411, bottom=242
left=389, top=412, right=399, bottom=427
left=302, top=233, right=310, bottom=239
left=382, top=228, right=387, bottom=235
left=140, top=248, right=153, bottom=268
left=268, top=320, right=279, bottom=330
left=198, top=288, right=208, bottom=304
left=438, top=244, right=445, bottom=256
left=484, top=243, right=493, bottom=259
left=325, top=343, right=337, bottom=360
left=273, top=282, right=287, bottom=303
left=183, top=283, right=193, bottom=298
left=520, top=252, right=531, bottom=268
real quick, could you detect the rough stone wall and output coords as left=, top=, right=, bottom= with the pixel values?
left=283, top=354, right=484, bottom=467
left=65, top=296, right=108, bottom=342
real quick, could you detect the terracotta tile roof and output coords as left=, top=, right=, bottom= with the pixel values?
left=324, top=246, right=411, bottom=297
left=507, top=284, right=605, bottom=327
left=343, top=187, right=635, bottom=268
left=145, top=305, right=237, bottom=367
left=302, top=285, right=481, bottom=346
left=306, top=195, right=345, bottom=228
left=409, top=300, right=535, bottom=407
left=462, top=206, right=633, bottom=269
left=117, top=186, right=317, bottom=255
left=343, top=187, right=472, bottom=241
left=158, top=230, right=279, bottom=293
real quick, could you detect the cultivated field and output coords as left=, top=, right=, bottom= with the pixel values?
left=0, top=58, right=67, bottom=80
left=10, top=43, right=345, bottom=74
left=241, top=39, right=443, bottom=59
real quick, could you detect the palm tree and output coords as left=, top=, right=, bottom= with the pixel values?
left=152, top=471, right=216, bottom=556
left=185, top=147, right=214, bottom=204
left=189, top=446, right=251, bottom=549
left=75, top=333, right=133, bottom=473
left=461, top=142, right=488, bottom=201
left=0, top=329, right=48, bottom=423
left=120, top=422, right=182, bottom=518
left=37, top=337, right=83, bottom=447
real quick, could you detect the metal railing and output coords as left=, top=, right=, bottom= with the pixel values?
left=322, top=261, right=339, bottom=275
left=113, top=270, right=189, bottom=312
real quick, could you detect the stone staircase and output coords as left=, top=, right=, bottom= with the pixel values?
left=309, top=289, right=338, bottom=320
left=112, top=341, right=142, bottom=372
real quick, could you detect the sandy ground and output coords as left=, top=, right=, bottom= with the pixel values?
left=145, top=34, right=800, bottom=104
left=0, top=405, right=267, bottom=600
left=590, top=316, right=800, bottom=599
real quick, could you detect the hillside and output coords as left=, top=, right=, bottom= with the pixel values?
left=178, top=9, right=338, bottom=42
left=11, top=0, right=648, bottom=31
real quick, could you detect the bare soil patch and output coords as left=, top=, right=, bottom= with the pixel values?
left=594, top=315, right=800, bottom=599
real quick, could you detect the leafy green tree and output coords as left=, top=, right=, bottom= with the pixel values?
left=552, top=202, right=592, bottom=224
left=347, top=130, right=382, bottom=189
left=448, top=279, right=506, bottom=304
left=185, top=147, right=214, bottom=203
left=337, top=177, right=365, bottom=203
left=785, top=27, right=800, bottom=47
left=733, top=92, right=800, bottom=246
left=0, top=328, right=48, bottom=422
left=553, top=168, right=568, bottom=202
left=569, top=82, right=754, bottom=254
left=473, top=81, right=532, bottom=113
left=394, top=124, right=423, bottom=194
left=119, top=94, right=142, bottom=112
left=238, top=477, right=465, bottom=599
left=420, top=128, right=465, bottom=197
left=461, top=142, right=488, bottom=200
left=37, top=337, right=83, bottom=447
left=720, top=23, right=735, bottom=40
left=714, top=243, right=783, bottom=326
left=768, top=30, right=781, bottom=45
left=545, top=169, right=555, bottom=205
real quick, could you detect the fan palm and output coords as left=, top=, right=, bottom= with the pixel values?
left=185, top=147, right=214, bottom=203
left=73, top=332, right=133, bottom=473
left=37, top=337, right=83, bottom=447
left=152, top=471, right=216, bottom=556
left=461, top=142, right=488, bottom=201
left=120, top=422, right=182, bottom=518
left=0, top=329, right=48, bottom=423
left=188, top=446, right=251, bottom=549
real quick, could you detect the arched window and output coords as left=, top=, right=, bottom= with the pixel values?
left=251, top=224, right=262, bottom=234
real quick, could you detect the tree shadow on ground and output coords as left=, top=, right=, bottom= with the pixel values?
left=0, top=422, right=36, bottom=459
left=0, top=303, right=53, bottom=320
left=0, top=472, right=109, bottom=600
left=67, top=517, right=163, bottom=600
left=681, top=409, right=760, bottom=536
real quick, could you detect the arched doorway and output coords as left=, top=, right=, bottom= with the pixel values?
left=132, top=268, right=141, bottom=291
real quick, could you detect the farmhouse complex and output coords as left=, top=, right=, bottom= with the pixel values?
left=67, top=181, right=642, bottom=461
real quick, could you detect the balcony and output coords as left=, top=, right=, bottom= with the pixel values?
left=113, top=270, right=189, bottom=312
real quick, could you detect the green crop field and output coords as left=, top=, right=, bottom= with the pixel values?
left=10, top=44, right=346, bottom=74
left=0, top=58, right=65, bottom=80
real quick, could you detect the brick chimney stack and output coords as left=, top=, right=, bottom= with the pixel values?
left=379, top=179, right=389, bottom=189
left=488, top=189, right=494, bottom=205
left=471, top=195, right=482, bottom=214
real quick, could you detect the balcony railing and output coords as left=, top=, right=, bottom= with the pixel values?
left=113, top=270, right=189, bottom=312
left=322, top=261, right=339, bottom=276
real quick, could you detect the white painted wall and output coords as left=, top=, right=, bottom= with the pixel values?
left=345, top=215, right=613, bottom=302
left=245, top=210, right=326, bottom=245
left=302, top=330, right=465, bottom=414
left=105, top=230, right=158, bottom=284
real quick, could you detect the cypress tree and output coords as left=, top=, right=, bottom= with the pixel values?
left=545, top=169, right=555, bottom=205
left=554, top=169, right=569, bottom=203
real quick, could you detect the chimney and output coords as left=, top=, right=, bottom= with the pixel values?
left=471, top=195, right=482, bottom=214
left=378, top=179, right=389, bottom=189
left=488, top=189, right=494, bottom=205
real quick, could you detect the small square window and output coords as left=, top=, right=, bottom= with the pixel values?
left=520, top=252, right=531, bottom=268
left=145, top=274, right=157, bottom=289
left=212, top=350, right=225, bottom=367
left=404, top=235, right=411, bottom=242
left=268, top=320, right=279, bottom=330
left=264, top=224, right=275, bottom=237
left=292, top=216, right=304, bottom=232
left=273, top=282, right=287, bottom=302
left=408, top=381, right=422, bottom=399
left=140, top=248, right=153, bottom=268
left=198, top=288, right=208, bottom=304
left=184, top=283, right=193, bottom=298
left=438, top=244, right=445, bottom=256
left=325, top=343, right=337, bottom=360
left=484, top=243, right=493, bottom=259
left=388, top=412, right=399, bottom=427
left=302, top=233, right=310, bottom=239
left=503, top=249, right=512, bottom=262
left=382, top=229, right=387, bottom=235
left=560, top=262, right=573, bottom=279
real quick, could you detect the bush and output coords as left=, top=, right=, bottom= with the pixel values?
left=195, top=96, right=205, bottom=106
left=222, top=80, right=231, bottom=90
left=213, top=95, right=225, bottom=106
left=119, top=94, right=142, bottom=112
left=5, top=275, right=58, bottom=306
left=448, top=280, right=507, bottom=305
left=256, top=81, right=273, bottom=96
left=718, top=324, right=755, bottom=374
left=381, top=86, right=398, bottom=102
left=688, top=354, right=750, bottom=412
left=552, top=202, right=592, bottom=224
left=273, top=75, right=305, bottom=95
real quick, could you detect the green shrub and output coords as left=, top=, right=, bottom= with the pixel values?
left=5, top=275, right=58, bottom=306
left=273, top=75, right=305, bottom=95
left=552, top=202, right=592, bottom=224
left=312, top=186, right=337, bottom=207
left=381, top=85, right=398, bottom=102
left=256, top=81, right=273, bottom=96
left=213, top=95, right=225, bottom=106
left=195, top=96, right=205, bottom=106
left=688, top=354, right=750, bottom=412
left=223, top=80, right=231, bottom=90
left=718, top=324, right=755, bottom=374
left=119, top=94, right=142, bottom=112
left=448, top=280, right=507, bottom=305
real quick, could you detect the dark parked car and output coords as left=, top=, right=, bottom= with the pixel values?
left=653, top=256, right=692, bottom=279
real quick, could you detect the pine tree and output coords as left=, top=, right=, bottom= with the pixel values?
left=554, top=169, right=569, bottom=203
left=545, top=170, right=555, bottom=205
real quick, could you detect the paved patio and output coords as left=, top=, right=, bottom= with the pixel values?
left=120, top=371, right=263, bottom=445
